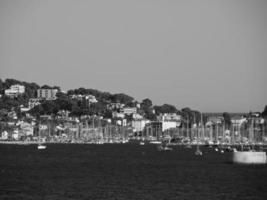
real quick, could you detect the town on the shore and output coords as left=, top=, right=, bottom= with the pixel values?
left=0, top=78, right=267, bottom=145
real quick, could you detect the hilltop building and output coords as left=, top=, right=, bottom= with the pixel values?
left=4, top=84, right=25, bottom=97
left=37, top=89, right=58, bottom=100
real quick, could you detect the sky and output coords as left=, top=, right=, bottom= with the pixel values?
left=0, top=0, right=267, bottom=112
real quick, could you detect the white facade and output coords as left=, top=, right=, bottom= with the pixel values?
left=159, top=113, right=181, bottom=121
left=122, top=107, right=137, bottom=115
left=132, top=120, right=150, bottom=132
left=112, top=112, right=125, bottom=119
left=85, top=95, right=98, bottom=103
left=132, top=113, right=143, bottom=120
left=162, top=121, right=178, bottom=131
left=1, top=131, right=8, bottom=140
left=5, top=84, right=25, bottom=97
left=71, top=94, right=98, bottom=103
left=29, top=98, right=41, bottom=109
left=107, top=103, right=125, bottom=110
left=37, top=89, right=58, bottom=100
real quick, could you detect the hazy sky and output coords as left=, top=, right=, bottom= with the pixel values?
left=1, top=0, right=267, bottom=112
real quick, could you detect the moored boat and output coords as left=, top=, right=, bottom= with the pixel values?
left=233, top=151, right=266, bottom=164
left=37, top=144, right=46, bottom=150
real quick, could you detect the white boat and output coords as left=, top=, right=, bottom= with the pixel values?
left=157, top=145, right=173, bottom=151
left=195, top=149, right=203, bottom=156
left=37, top=126, right=46, bottom=150
left=37, top=144, right=46, bottom=150
left=232, top=118, right=266, bottom=164
left=150, top=140, right=161, bottom=144
left=233, top=151, right=266, bottom=164
left=140, top=141, right=145, bottom=145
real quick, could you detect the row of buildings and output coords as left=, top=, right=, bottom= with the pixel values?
left=4, top=84, right=58, bottom=100
left=1, top=84, right=267, bottom=144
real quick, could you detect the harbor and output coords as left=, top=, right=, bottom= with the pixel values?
left=1, top=143, right=267, bottom=200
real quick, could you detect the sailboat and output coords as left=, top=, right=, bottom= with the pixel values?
left=184, top=114, right=192, bottom=148
left=37, top=123, right=46, bottom=150
left=232, top=117, right=266, bottom=164
left=195, top=113, right=203, bottom=156
left=140, top=129, right=145, bottom=145
left=157, top=141, right=173, bottom=151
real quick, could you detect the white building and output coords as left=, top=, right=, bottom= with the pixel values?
left=5, top=84, right=25, bottom=97
left=112, top=112, right=125, bottom=119
left=107, top=102, right=125, bottom=110
left=132, top=120, right=150, bottom=132
left=29, top=98, right=41, bottom=109
left=85, top=95, right=98, bottom=103
left=37, top=89, right=58, bottom=100
left=162, top=121, right=178, bottom=131
left=1, top=131, right=8, bottom=140
left=132, top=113, right=143, bottom=120
left=159, top=113, right=181, bottom=121
left=71, top=94, right=98, bottom=103
left=121, top=107, right=137, bottom=115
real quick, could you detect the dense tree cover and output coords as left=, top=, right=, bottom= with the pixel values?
left=154, top=104, right=178, bottom=115
left=67, top=88, right=134, bottom=105
left=180, top=107, right=203, bottom=127
left=139, top=98, right=156, bottom=121
left=0, top=78, right=205, bottom=122
left=141, top=98, right=152, bottom=108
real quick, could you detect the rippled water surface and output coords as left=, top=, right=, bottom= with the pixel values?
left=0, top=144, right=267, bottom=200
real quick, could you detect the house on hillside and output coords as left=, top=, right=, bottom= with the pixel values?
left=37, top=89, right=58, bottom=100
left=5, top=84, right=25, bottom=97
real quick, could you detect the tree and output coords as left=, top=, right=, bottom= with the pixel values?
left=141, top=98, right=152, bottom=108
left=262, top=105, right=267, bottom=119
left=111, top=93, right=134, bottom=104
left=0, top=79, right=3, bottom=93
left=154, top=104, right=177, bottom=114
left=41, top=85, right=52, bottom=89
left=223, top=112, right=231, bottom=129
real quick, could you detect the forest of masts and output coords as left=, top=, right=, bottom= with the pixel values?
left=36, top=117, right=267, bottom=145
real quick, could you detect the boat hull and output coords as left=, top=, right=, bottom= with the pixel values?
left=233, top=151, right=266, bottom=164
left=38, top=145, right=46, bottom=150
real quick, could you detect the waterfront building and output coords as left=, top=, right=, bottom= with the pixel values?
left=162, top=121, right=178, bottom=132
left=132, top=119, right=150, bottom=133
left=4, top=84, right=25, bottom=97
left=37, top=89, right=58, bottom=100
left=19, top=122, right=34, bottom=136
left=157, top=113, right=181, bottom=131
left=0, top=131, right=8, bottom=140
left=144, top=122, right=162, bottom=138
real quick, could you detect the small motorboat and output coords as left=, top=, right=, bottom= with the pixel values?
left=38, top=144, right=46, bottom=150
left=195, top=145, right=203, bottom=156
left=140, top=141, right=145, bottom=145
left=157, top=144, right=173, bottom=151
